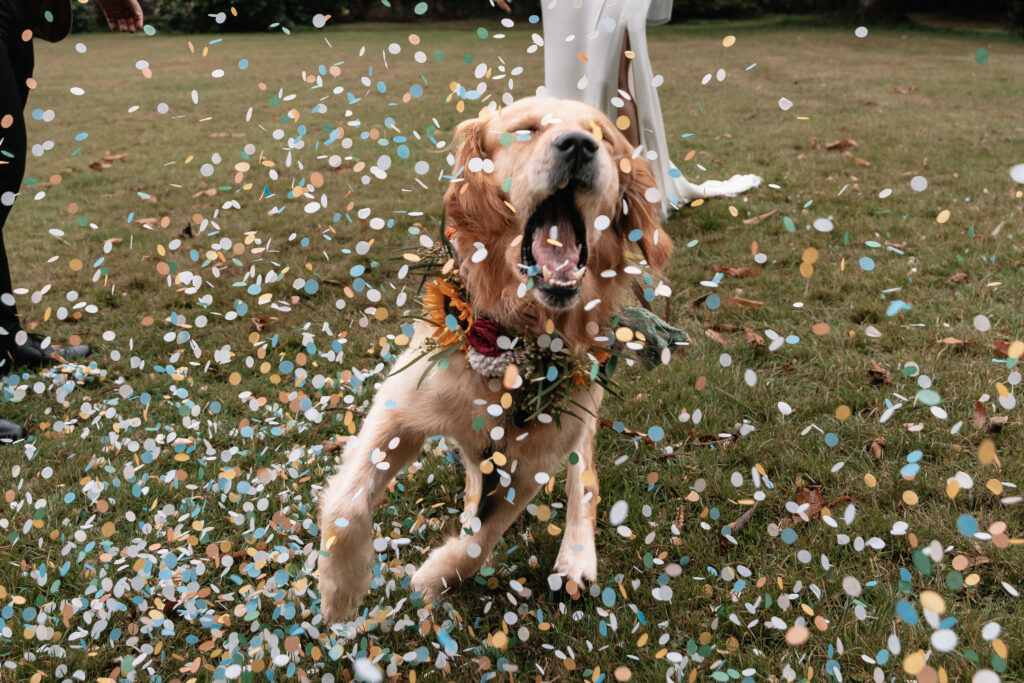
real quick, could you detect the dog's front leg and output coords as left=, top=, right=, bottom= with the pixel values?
left=318, top=400, right=424, bottom=625
left=411, top=457, right=544, bottom=605
left=554, top=423, right=599, bottom=586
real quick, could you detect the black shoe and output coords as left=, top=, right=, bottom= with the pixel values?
left=0, top=332, right=91, bottom=370
left=0, top=418, right=25, bottom=442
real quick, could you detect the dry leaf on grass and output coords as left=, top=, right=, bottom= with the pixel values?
left=973, top=400, right=988, bottom=430
left=987, top=416, right=1008, bottom=434
left=744, top=327, right=766, bottom=348
left=714, top=266, right=763, bottom=278
left=868, top=436, right=885, bottom=459
left=793, top=487, right=824, bottom=522
left=598, top=418, right=655, bottom=445
left=724, top=296, right=764, bottom=307
left=705, top=328, right=730, bottom=347
left=990, top=341, right=1011, bottom=357
left=937, top=337, right=976, bottom=346
left=321, top=436, right=350, bottom=453
left=688, top=293, right=711, bottom=309
left=851, top=157, right=872, bottom=166
left=814, top=137, right=858, bottom=151
left=869, top=359, right=889, bottom=385
left=251, top=316, right=280, bottom=331
left=718, top=500, right=761, bottom=552
left=891, top=86, right=917, bottom=95
left=742, top=209, right=779, bottom=225
left=948, top=272, right=969, bottom=284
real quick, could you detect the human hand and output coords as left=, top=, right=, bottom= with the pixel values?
left=96, top=0, right=144, bottom=33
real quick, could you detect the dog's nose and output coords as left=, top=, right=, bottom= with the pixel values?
left=553, top=132, right=598, bottom=168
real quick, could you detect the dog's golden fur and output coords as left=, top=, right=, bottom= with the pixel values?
left=318, top=97, right=671, bottom=623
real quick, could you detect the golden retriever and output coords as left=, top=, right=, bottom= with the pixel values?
left=318, top=96, right=672, bottom=623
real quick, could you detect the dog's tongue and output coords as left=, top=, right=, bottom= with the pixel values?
left=531, top=217, right=580, bottom=286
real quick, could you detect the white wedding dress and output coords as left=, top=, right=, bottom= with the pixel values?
left=539, top=0, right=761, bottom=214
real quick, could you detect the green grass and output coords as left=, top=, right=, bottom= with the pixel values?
left=1, top=16, right=1023, bottom=682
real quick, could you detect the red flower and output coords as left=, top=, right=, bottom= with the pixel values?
left=466, top=317, right=505, bottom=357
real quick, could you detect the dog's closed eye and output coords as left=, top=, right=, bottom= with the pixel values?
left=509, top=122, right=539, bottom=136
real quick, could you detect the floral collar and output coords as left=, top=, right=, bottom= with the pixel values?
left=404, top=233, right=687, bottom=425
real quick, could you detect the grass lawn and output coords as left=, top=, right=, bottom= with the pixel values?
left=2, top=14, right=1024, bottom=683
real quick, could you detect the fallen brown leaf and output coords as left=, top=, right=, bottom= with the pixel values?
left=869, top=359, right=889, bottom=385
left=598, top=418, right=654, bottom=445
left=742, top=209, right=779, bottom=225
left=724, top=296, right=764, bottom=307
left=688, top=293, right=711, bottom=309
left=868, top=436, right=885, bottom=459
left=320, top=436, right=350, bottom=453
left=687, top=428, right=738, bottom=446
left=987, top=416, right=1008, bottom=434
left=990, top=341, right=1011, bottom=357
left=707, top=322, right=742, bottom=333
left=718, top=500, right=761, bottom=552
left=192, top=188, right=218, bottom=198
left=793, top=487, right=824, bottom=522
left=973, top=400, right=988, bottom=430
left=714, top=266, right=762, bottom=278
left=743, top=327, right=766, bottom=348
left=819, top=138, right=858, bottom=150
left=251, top=316, right=280, bottom=331
left=948, top=272, right=969, bottom=284
left=851, top=157, right=871, bottom=167
left=89, top=162, right=112, bottom=171
left=936, top=337, right=976, bottom=346
left=704, top=328, right=729, bottom=347
left=890, top=86, right=917, bottom=95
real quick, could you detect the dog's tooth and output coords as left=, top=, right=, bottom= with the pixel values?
left=572, top=265, right=587, bottom=281
left=541, top=265, right=553, bottom=282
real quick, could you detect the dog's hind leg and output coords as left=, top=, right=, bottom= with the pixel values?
left=410, top=456, right=543, bottom=605
left=318, top=403, right=425, bottom=624
left=554, top=425, right=599, bottom=586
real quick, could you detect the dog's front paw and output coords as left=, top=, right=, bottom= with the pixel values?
left=319, top=579, right=362, bottom=625
left=409, top=567, right=445, bottom=606
left=553, top=544, right=597, bottom=587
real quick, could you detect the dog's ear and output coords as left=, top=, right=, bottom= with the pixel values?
left=444, top=113, right=509, bottom=235
left=619, top=156, right=673, bottom=271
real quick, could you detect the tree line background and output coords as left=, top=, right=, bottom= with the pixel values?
left=71, top=0, right=1024, bottom=35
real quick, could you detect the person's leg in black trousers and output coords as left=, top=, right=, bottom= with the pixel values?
left=0, top=0, right=89, bottom=441
left=0, top=0, right=33, bottom=338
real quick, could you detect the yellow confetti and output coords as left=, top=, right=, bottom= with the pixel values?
left=919, top=590, right=946, bottom=614
left=978, top=439, right=996, bottom=465
left=903, top=650, right=926, bottom=675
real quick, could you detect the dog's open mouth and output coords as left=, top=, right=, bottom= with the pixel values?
left=521, top=187, right=588, bottom=299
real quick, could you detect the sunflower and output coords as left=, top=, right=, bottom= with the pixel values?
left=423, top=277, right=474, bottom=349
